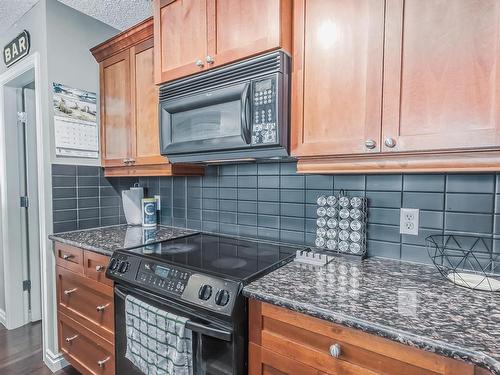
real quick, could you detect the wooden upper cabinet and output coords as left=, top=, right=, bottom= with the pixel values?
left=154, top=0, right=292, bottom=84
left=154, top=0, right=208, bottom=83
left=291, top=0, right=385, bottom=157
left=209, top=0, right=292, bottom=68
left=382, top=0, right=500, bottom=153
left=100, top=51, right=132, bottom=167
left=91, top=18, right=204, bottom=176
left=131, top=38, right=165, bottom=165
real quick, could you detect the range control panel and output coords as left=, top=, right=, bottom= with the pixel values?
left=106, top=253, right=241, bottom=316
left=251, top=76, right=278, bottom=145
left=136, top=261, right=190, bottom=296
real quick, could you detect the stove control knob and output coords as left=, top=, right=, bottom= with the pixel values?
left=109, top=258, right=119, bottom=271
left=215, top=289, right=230, bottom=306
left=118, top=261, right=129, bottom=274
left=198, top=284, right=212, bottom=301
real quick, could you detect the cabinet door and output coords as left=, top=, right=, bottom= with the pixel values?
left=100, top=50, right=132, bottom=167
left=131, top=38, right=167, bottom=166
left=382, top=0, right=500, bottom=152
left=249, top=343, right=318, bottom=375
left=291, top=0, right=385, bottom=157
left=154, top=0, right=208, bottom=83
left=207, top=0, right=292, bottom=68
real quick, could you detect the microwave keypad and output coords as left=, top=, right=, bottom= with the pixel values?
left=252, top=78, right=277, bottom=145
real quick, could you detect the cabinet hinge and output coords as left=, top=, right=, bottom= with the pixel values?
left=23, top=280, right=31, bottom=292
left=20, top=196, right=29, bottom=208
left=17, top=111, right=27, bottom=124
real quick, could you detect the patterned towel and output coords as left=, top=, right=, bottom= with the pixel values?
left=125, top=295, right=193, bottom=375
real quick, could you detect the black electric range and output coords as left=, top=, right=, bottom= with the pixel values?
left=106, top=233, right=307, bottom=375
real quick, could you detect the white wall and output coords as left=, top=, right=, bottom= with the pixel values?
left=46, top=0, right=118, bottom=166
left=0, top=0, right=118, bottom=364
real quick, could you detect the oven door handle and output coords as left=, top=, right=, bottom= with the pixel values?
left=185, top=320, right=232, bottom=341
left=240, top=83, right=251, bottom=144
left=114, top=286, right=232, bottom=342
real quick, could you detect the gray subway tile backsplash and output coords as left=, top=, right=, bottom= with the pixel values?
left=52, top=162, right=500, bottom=265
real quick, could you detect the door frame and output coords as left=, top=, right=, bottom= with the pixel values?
left=0, top=52, right=67, bottom=371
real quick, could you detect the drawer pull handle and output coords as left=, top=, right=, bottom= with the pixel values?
left=62, top=254, right=74, bottom=260
left=64, top=288, right=77, bottom=295
left=95, top=265, right=105, bottom=272
left=329, top=343, right=341, bottom=358
left=96, top=303, right=110, bottom=312
left=65, top=334, right=78, bottom=343
left=97, top=356, right=111, bottom=368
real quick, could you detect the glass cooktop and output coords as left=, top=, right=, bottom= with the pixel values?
left=125, top=233, right=304, bottom=282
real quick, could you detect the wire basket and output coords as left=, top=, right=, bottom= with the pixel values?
left=426, top=235, right=500, bottom=292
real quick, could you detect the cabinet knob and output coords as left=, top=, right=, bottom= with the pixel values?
left=205, top=55, right=215, bottom=64
left=365, top=139, right=376, bottom=149
left=62, top=254, right=73, bottom=260
left=97, top=356, right=111, bottom=368
left=384, top=137, right=397, bottom=148
left=65, top=334, right=78, bottom=344
left=96, top=303, right=110, bottom=312
left=64, top=288, right=77, bottom=295
left=329, top=343, right=341, bottom=358
left=123, top=158, right=130, bottom=165
left=95, top=265, right=105, bottom=272
left=195, top=59, right=204, bottom=68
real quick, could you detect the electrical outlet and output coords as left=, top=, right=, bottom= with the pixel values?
left=154, top=195, right=161, bottom=210
left=400, top=208, right=419, bottom=235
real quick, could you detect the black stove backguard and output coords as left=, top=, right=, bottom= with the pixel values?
left=114, top=284, right=247, bottom=375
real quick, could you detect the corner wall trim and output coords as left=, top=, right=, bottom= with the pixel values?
left=44, top=349, right=69, bottom=373
left=0, top=309, right=5, bottom=327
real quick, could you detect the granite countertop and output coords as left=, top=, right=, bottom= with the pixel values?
left=243, top=255, right=500, bottom=374
left=49, top=224, right=198, bottom=255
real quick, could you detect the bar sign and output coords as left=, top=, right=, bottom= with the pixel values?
left=3, top=30, right=30, bottom=68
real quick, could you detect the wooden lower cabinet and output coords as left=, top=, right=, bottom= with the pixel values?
left=249, top=300, right=490, bottom=375
left=59, top=311, right=115, bottom=375
left=55, top=242, right=115, bottom=375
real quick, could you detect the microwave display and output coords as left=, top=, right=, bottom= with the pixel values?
left=252, top=77, right=277, bottom=145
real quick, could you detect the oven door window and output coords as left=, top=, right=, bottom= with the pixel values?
left=114, top=286, right=237, bottom=375
left=161, top=82, right=251, bottom=155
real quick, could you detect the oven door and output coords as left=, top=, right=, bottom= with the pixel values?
left=114, top=284, right=241, bottom=375
left=160, top=82, right=252, bottom=156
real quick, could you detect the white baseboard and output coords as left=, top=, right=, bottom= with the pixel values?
left=0, top=308, right=5, bottom=327
left=44, top=349, right=69, bottom=373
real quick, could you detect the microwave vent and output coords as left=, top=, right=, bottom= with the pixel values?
left=159, top=51, right=289, bottom=100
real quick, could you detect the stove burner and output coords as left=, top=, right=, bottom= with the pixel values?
left=211, top=257, right=248, bottom=270
left=161, top=243, right=197, bottom=254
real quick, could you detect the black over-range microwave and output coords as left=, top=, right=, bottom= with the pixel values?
left=159, top=51, right=291, bottom=164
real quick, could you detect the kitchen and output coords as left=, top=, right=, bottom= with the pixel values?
left=0, top=0, right=499, bottom=374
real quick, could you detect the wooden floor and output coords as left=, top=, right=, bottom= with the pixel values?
left=0, top=321, right=79, bottom=375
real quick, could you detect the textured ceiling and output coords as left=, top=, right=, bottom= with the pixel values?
left=0, top=0, right=153, bottom=36
left=57, top=0, right=153, bottom=31
left=0, top=0, right=38, bottom=35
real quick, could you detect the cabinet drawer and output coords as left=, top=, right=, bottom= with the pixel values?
left=84, top=251, right=112, bottom=287
left=59, top=311, right=115, bottom=375
left=251, top=301, right=474, bottom=375
left=57, top=266, right=114, bottom=343
left=55, top=242, right=84, bottom=274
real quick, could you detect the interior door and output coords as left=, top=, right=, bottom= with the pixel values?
left=131, top=38, right=167, bottom=166
left=154, top=0, right=208, bottom=84
left=207, top=0, right=290, bottom=68
left=291, top=0, right=385, bottom=157
left=382, top=0, right=500, bottom=152
left=100, top=50, right=132, bottom=167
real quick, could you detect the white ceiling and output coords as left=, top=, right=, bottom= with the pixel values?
left=0, top=0, right=153, bottom=36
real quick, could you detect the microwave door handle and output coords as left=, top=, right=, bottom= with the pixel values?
left=240, top=83, right=251, bottom=144
left=185, top=320, right=232, bottom=342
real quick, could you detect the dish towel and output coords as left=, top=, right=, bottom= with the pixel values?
left=125, top=295, right=193, bottom=375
